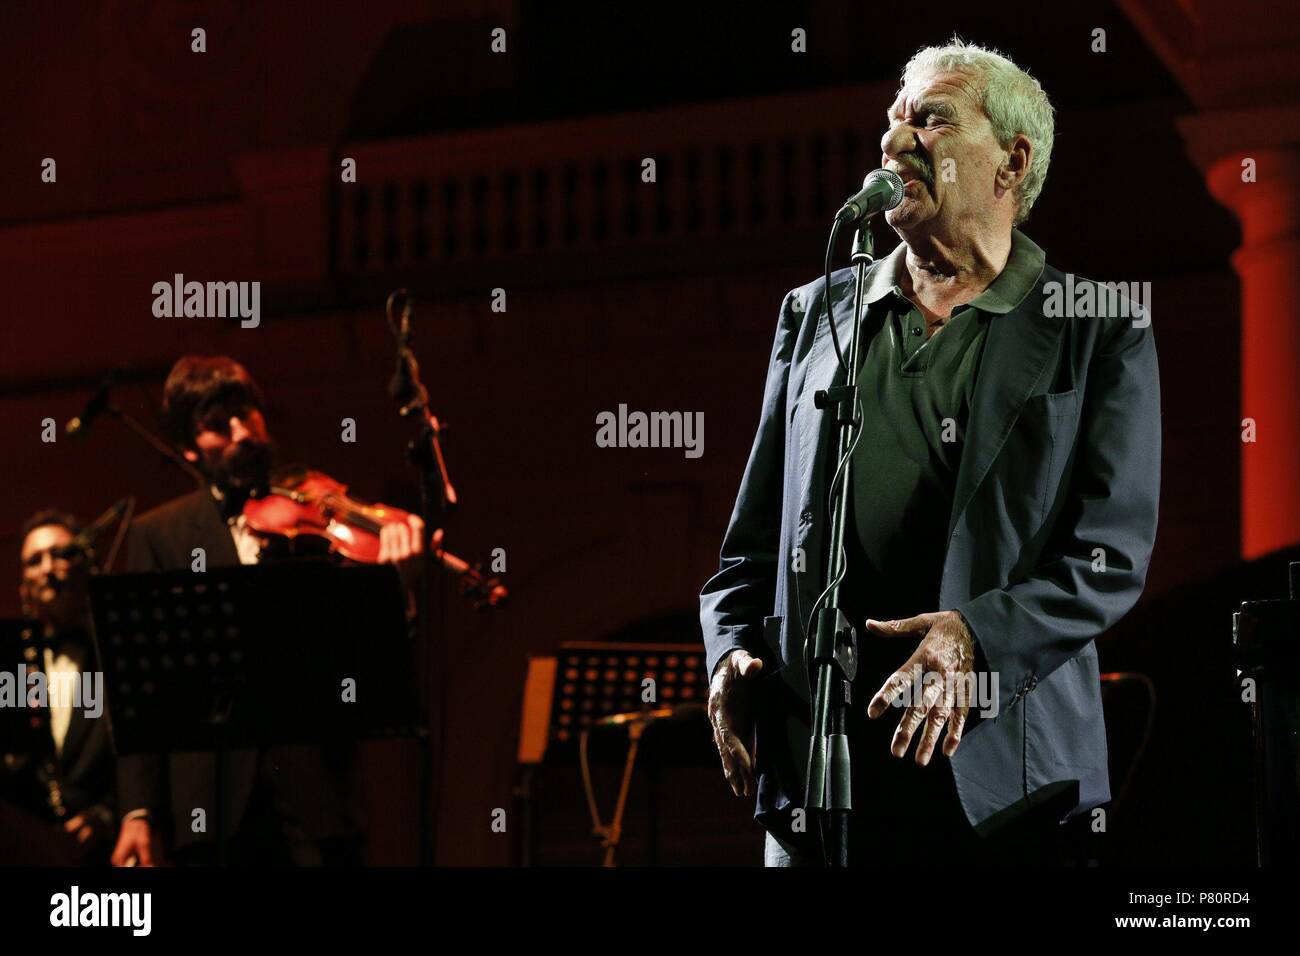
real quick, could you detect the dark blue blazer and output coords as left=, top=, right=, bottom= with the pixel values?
left=700, top=238, right=1161, bottom=834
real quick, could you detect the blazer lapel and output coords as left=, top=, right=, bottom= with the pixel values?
left=946, top=293, right=1064, bottom=540
left=794, top=283, right=851, bottom=517
left=795, top=247, right=905, bottom=518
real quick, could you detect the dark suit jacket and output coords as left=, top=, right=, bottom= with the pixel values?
left=0, top=636, right=115, bottom=863
left=0, top=629, right=115, bottom=868
left=115, top=489, right=362, bottom=851
left=57, top=661, right=116, bottom=824
left=700, top=236, right=1161, bottom=835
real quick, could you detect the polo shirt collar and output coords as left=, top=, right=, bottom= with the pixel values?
left=863, top=228, right=1047, bottom=315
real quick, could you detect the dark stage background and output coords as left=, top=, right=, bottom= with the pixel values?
left=3, top=0, right=1295, bottom=865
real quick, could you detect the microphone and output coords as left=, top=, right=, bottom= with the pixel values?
left=65, top=370, right=121, bottom=438
left=56, top=497, right=132, bottom=560
left=387, top=292, right=416, bottom=403
left=834, top=168, right=905, bottom=223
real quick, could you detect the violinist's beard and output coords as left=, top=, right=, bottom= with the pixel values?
left=207, top=438, right=274, bottom=493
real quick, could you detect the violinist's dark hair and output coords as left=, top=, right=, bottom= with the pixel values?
left=19, top=509, right=82, bottom=558
left=162, top=355, right=266, bottom=448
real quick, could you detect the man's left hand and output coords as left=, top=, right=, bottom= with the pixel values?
left=864, top=611, right=977, bottom=765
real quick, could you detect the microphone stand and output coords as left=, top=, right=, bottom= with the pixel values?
left=106, top=404, right=206, bottom=486
left=68, top=368, right=204, bottom=487
left=578, top=719, right=645, bottom=868
left=804, top=222, right=874, bottom=867
left=385, top=290, right=456, bottom=868
left=579, top=705, right=703, bottom=867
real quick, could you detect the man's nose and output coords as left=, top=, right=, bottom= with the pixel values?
left=880, top=123, right=915, bottom=166
left=229, top=416, right=252, bottom=442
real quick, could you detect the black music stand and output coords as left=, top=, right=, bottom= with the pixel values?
left=88, top=561, right=418, bottom=865
left=544, top=642, right=706, bottom=744
left=516, top=642, right=707, bottom=866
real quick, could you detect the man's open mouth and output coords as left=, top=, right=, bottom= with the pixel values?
left=889, top=166, right=930, bottom=192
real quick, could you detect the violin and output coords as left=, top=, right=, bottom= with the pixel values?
left=241, top=469, right=506, bottom=609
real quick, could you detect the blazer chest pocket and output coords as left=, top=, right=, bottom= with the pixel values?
left=1022, top=388, right=1080, bottom=422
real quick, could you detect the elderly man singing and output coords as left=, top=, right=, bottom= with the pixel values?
left=700, top=39, right=1160, bottom=866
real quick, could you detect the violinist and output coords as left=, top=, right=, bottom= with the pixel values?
left=110, top=355, right=425, bottom=867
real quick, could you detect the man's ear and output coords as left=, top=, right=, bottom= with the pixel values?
left=182, top=448, right=199, bottom=463
left=999, top=134, right=1033, bottom=191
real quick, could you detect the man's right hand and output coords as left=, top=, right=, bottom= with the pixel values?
left=708, top=649, right=764, bottom=798
left=110, top=818, right=167, bottom=867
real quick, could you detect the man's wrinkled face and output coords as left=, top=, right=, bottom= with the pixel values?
left=880, top=69, right=1007, bottom=234
left=20, top=524, right=89, bottom=627
left=184, top=398, right=273, bottom=491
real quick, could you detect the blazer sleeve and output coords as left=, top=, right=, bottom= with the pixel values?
left=956, top=314, right=1161, bottom=700
left=699, top=288, right=802, bottom=678
left=114, top=519, right=168, bottom=822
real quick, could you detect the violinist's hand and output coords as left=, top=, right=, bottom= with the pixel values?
left=379, top=516, right=434, bottom=616
left=378, top=514, right=425, bottom=565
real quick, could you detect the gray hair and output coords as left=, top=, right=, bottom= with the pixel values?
left=901, top=38, right=1055, bottom=225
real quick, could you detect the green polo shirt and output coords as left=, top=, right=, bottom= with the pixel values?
left=846, top=229, right=1046, bottom=623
